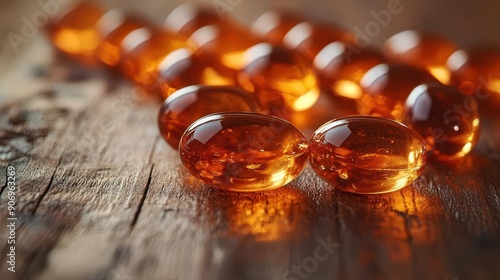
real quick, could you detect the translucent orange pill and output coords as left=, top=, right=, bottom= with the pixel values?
left=157, top=48, right=238, bottom=99
left=314, top=42, right=386, bottom=100
left=283, top=22, right=357, bottom=60
left=447, top=47, right=500, bottom=97
left=179, top=112, right=309, bottom=192
left=158, top=85, right=267, bottom=149
left=121, top=28, right=192, bottom=92
left=95, top=10, right=146, bottom=68
left=164, top=3, right=225, bottom=37
left=309, top=116, right=427, bottom=194
left=238, top=43, right=320, bottom=119
left=190, top=24, right=261, bottom=70
left=403, top=84, right=480, bottom=161
left=48, top=2, right=105, bottom=65
left=251, top=10, right=304, bottom=45
left=358, top=63, right=439, bottom=121
left=383, top=30, right=458, bottom=84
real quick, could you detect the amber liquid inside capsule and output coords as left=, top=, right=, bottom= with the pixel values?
left=121, top=28, right=192, bottom=92
left=447, top=48, right=500, bottom=97
left=158, top=85, right=267, bottom=149
left=403, top=84, right=480, bottom=161
left=283, top=22, right=357, bottom=60
left=190, top=24, right=261, bottom=70
left=238, top=43, right=320, bottom=119
left=358, top=63, right=439, bottom=121
left=164, top=3, right=225, bottom=37
left=251, top=11, right=304, bottom=46
left=95, top=10, right=146, bottom=68
left=179, top=112, right=309, bottom=192
left=48, top=2, right=105, bottom=65
left=314, top=42, right=386, bottom=100
left=309, top=116, right=427, bottom=194
left=157, top=48, right=238, bottom=99
left=383, top=30, right=458, bottom=84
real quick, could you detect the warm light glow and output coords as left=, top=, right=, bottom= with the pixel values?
left=393, top=176, right=409, bottom=190
left=428, top=66, right=451, bottom=84
left=54, top=29, right=100, bottom=54
left=223, top=188, right=306, bottom=242
left=408, top=151, right=415, bottom=165
left=202, top=67, right=234, bottom=85
left=487, top=78, right=500, bottom=94
left=460, top=142, right=473, bottom=156
left=332, top=80, right=363, bottom=99
left=473, top=118, right=480, bottom=127
left=293, top=88, right=320, bottom=111
left=221, top=51, right=247, bottom=70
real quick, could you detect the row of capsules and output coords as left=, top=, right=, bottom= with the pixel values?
left=48, top=2, right=499, bottom=194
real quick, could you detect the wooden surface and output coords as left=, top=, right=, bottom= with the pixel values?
left=1, top=1, right=500, bottom=280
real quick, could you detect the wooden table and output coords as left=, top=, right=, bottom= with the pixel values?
left=1, top=1, right=500, bottom=280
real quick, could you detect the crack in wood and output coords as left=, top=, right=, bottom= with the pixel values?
left=130, top=164, right=154, bottom=231
left=31, top=156, right=63, bottom=214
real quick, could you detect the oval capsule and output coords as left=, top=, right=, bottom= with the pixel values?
left=158, top=85, right=267, bottom=149
left=383, top=30, right=458, bottom=84
left=179, top=112, right=309, bottom=192
left=48, top=2, right=105, bottom=65
left=238, top=43, right=320, bottom=119
left=309, top=116, right=427, bottom=194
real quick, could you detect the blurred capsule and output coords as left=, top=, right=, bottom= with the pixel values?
left=158, top=85, right=267, bottom=149
left=121, top=27, right=193, bottom=93
left=95, top=10, right=147, bottom=68
left=283, top=21, right=357, bottom=60
left=190, top=24, right=261, bottom=70
left=383, top=30, right=458, bottom=84
left=251, top=10, right=304, bottom=45
left=239, top=43, right=320, bottom=119
left=447, top=47, right=500, bottom=98
left=164, top=3, right=226, bottom=37
left=358, top=64, right=439, bottom=121
left=314, top=41, right=385, bottom=100
left=403, top=83, right=480, bottom=161
left=157, top=48, right=238, bottom=99
left=48, top=2, right=105, bottom=65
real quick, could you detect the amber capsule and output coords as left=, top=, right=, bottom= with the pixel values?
left=190, top=24, right=261, bottom=70
left=48, top=2, right=105, bottom=65
left=309, top=116, right=427, bottom=194
left=447, top=47, right=500, bottom=97
left=403, top=84, right=480, bottom=161
left=251, top=11, right=304, bottom=45
left=121, top=28, right=192, bottom=92
left=158, top=85, right=267, bottom=149
left=157, top=48, right=238, bottom=99
left=164, top=3, right=226, bottom=37
left=238, top=43, right=320, bottom=119
left=383, top=30, right=458, bottom=84
left=283, top=22, right=357, bottom=60
left=179, top=112, right=309, bottom=192
left=314, top=42, right=386, bottom=100
left=95, top=10, right=146, bottom=68
left=358, top=64, right=439, bottom=121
